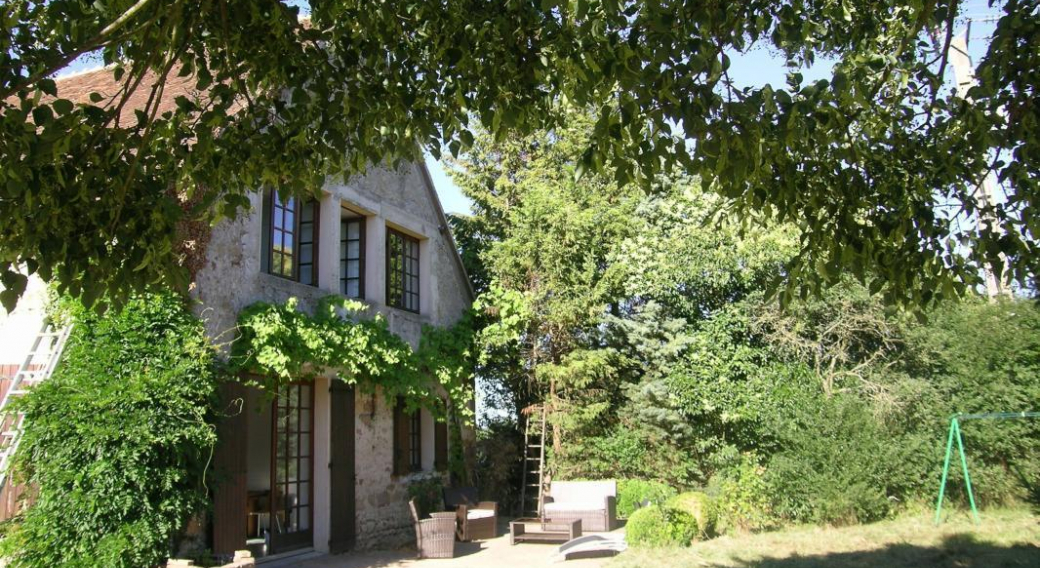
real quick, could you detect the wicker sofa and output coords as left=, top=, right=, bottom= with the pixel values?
left=541, top=480, right=618, bottom=532
left=409, top=499, right=456, bottom=559
left=442, top=486, right=498, bottom=541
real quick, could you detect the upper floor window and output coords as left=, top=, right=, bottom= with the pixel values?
left=262, top=190, right=319, bottom=285
left=340, top=212, right=365, bottom=299
left=386, top=229, right=419, bottom=313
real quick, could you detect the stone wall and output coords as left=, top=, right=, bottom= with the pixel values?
left=193, top=162, right=472, bottom=348
left=192, top=161, right=473, bottom=552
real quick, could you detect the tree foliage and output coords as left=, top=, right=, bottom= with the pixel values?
left=0, top=292, right=220, bottom=568
left=3, top=0, right=1039, bottom=311
left=454, top=108, right=1040, bottom=526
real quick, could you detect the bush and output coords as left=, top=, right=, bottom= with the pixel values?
left=765, top=396, right=894, bottom=525
left=617, top=479, right=678, bottom=518
left=666, top=492, right=716, bottom=538
left=407, top=473, right=447, bottom=518
left=0, top=292, right=222, bottom=568
left=474, top=417, right=522, bottom=511
left=625, top=505, right=697, bottom=547
left=710, top=453, right=776, bottom=534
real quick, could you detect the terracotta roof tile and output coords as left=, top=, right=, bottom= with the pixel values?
left=51, top=66, right=203, bottom=125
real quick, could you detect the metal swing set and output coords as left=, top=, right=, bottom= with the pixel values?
left=933, top=411, right=1040, bottom=525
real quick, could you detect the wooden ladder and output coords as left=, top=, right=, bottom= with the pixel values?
left=519, top=404, right=547, bottom=517
left=0, top=320, right=73, bottom=492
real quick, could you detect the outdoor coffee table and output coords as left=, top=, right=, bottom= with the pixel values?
left=509, top=518, right=582, bottom=545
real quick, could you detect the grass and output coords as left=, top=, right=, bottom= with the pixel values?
left=608, top=508, right=1040, bottom=568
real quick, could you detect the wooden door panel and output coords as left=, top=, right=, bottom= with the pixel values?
left=329, top=381, right=356, bottom=553
left=212, top=381, right=249, bottom=555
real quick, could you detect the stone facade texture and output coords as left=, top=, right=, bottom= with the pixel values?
left=192, top=161, right=473, bottom=551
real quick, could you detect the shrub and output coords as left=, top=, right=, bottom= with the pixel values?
left=617, top=479, right=678, bottom=518
left=0, top=292, right=221, bottom=568
left=666, top=492, right=717, bottom=538
left=625, top=505, right=697, bottom=547
left=407, top=472, right=447, bottom=518
left=474, top=417, right=522, bottom=510
left=765, top=395, right=893, bottom=525
left=710, top=453, right=776, bottom=534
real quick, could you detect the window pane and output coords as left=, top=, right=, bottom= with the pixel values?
left=346, top=280, right=359, bottom=298
left=347, top=221, right=361, bottom=239
left=300, top=223, right=313, bottom=243
left=347, top=260, right=360, bottom=278
left=347, top=240, right=360, bottom=258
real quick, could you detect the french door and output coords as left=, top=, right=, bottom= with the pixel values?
left=268, top=382, right=314, bottom=553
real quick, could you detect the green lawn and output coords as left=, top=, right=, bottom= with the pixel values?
left=608, top=509, right=1040, bottom=568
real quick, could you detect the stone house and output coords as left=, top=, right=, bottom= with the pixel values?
left=0, top=66, right=475, bottom=561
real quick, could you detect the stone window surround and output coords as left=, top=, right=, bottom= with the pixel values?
left=258, top=190, right=434, bottom=323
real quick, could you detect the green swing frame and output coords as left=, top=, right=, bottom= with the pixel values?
left=933, top=411, right=1040, bottom=525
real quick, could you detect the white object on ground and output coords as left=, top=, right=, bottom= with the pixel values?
left=550, top=534, right=628, bottom=563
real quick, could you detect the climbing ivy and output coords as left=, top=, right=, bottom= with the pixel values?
left=232, top=295, right=476, bottom=422
left=0, top=291, right=221, bottom=568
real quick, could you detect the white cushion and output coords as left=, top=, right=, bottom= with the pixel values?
left=466, top=509, right=495, bottom=520
left=543, top=501, right=604, bottom=513
left=548, top=481, right=616, bottom=504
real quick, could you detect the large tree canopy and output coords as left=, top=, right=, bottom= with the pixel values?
left=1, top=0, right=1038, bottom=311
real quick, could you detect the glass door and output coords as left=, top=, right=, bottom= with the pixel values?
left=268, top=382, right=313, bottom=553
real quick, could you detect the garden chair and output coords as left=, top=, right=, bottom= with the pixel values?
left=442, top=486, right=498, bottom=541
left=409, top=499, right=456, bottom=559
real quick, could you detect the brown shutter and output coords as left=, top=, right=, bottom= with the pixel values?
left=392, top=397, right=410, bottom=476
left=212, top=381, right=249, bottom=555
left=434, top=419, right=448, bottom=472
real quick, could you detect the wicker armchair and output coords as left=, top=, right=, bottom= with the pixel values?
left=443, top=486, right=498, bottom=541
left=409, top=499, right=456, bottom=559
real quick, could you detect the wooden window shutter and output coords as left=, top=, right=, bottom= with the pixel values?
left=434, top=420, right=448, bottom=472
left=392, top=398, right=410, bottom=476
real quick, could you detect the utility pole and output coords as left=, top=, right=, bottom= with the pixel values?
left=947, top=31, right=1011, bottom=299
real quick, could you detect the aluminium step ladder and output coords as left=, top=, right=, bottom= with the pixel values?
left=0, top=320, right=73, bottom=492
left=519, top=404, right=547, bottom=517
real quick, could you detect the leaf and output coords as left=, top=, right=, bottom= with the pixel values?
left=0, top=289, right=18, bottom=313
left=52, top=98, right=73, bottom=115
left=37, top=79, right=57, bottom=97
left=31, top=105, right=53, bottom=125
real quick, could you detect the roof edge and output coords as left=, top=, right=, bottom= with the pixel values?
left=417, top=161, right=477, bottom=304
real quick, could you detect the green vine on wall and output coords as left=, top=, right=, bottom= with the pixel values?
left=231, top=295, right=476, bottom=425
